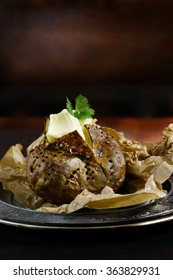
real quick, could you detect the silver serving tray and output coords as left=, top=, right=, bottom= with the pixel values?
left=0, top=178, right=173, bottom=230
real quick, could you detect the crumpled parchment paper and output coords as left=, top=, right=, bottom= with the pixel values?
left=1, top=124, right=173, bottom=213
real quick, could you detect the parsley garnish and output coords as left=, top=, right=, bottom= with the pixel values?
left=66, top=95, right=95, bottom=119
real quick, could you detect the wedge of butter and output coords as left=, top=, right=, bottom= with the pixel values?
left=46, top=109, right=94, bottom=143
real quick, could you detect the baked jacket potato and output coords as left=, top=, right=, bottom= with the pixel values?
left=26, top=124, right=126, bottom=204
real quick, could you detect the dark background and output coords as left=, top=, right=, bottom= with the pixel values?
left=1, top=1, right=173, bottom=260
left=0, top=0, right=173, bottom=117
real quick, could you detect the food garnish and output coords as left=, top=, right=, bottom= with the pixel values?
left=66, top=95, right=95, bottom=120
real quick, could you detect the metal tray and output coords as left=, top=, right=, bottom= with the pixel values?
left=0, top=179, right=173, bottom=230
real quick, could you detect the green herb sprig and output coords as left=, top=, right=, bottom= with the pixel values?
left=66, top=95, right=95, bottom=120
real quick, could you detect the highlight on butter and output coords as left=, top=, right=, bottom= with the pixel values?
left=46, top=109, right=95, bottom=143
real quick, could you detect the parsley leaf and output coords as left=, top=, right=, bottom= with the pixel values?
left=66, top=98, right=75, bottom=117
left=66, top=95, right=95, bottom=119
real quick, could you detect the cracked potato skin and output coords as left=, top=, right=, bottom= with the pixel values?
left=26, top=124, right=126, bottom=204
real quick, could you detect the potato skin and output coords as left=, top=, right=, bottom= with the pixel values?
left=26, top=124, right=126, bottom=204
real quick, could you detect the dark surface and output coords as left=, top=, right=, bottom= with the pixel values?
left=0, top=221, right=173, bottom=260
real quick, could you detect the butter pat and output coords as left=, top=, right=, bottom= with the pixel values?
left=46, top=109, right=85, bottom=142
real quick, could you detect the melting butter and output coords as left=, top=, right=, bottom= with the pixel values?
left=46, top=109, right=94, bottom=143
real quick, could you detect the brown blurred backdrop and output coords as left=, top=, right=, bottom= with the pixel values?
left=1, top=0, right=173, bottom=117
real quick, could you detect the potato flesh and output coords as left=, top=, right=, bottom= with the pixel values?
left=26, top=124, right=126, bottom=204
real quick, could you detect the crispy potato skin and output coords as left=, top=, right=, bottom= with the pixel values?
left=26, top=124, right=126, bottom=204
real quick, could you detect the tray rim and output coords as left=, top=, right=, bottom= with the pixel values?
left=0, top=178, right=173, bottom=230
